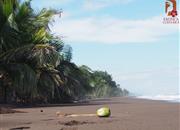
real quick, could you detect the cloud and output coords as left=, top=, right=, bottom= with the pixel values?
left=51, top=16, right=178, bottom=44
left=113, top=68, right=179, bottom=95
left=32, top=0, right=133, bottom=10
left=31, top=0, right=72, bottom=8
left=116, top=68, right=179, bottom=81
left=83, top=0, right=133, bottom=11
left=83, top=1, right=107, bottom=11
left=117, top=72, right=151, bottom=81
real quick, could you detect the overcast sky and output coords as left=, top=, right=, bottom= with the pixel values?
left=31, top=0, right=179, bottom=96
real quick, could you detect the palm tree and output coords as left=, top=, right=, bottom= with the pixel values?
left=57, top=61, right=92, bottom=100
left=0, top=0, right=128, bottom=103
left=0, top=0, right=20, bottom=53
left=0, top=0, right=63, bottom=103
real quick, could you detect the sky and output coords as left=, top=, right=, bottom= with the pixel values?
left=31, top=0, right=179, bottom=96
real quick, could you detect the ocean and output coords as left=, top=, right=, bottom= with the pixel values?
left=137, top=95, right=180, bottom=103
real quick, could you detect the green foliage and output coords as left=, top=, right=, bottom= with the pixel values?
left=0, top=0, right=20, bottom=53
left=49, top=38, right=64, bottom=52
left=57, top=61, right=89, bottom=100
left=0, top=0, right=129, bottom=104
left=7, top=64, right=37, bottom=100
left=79, top=68, right=126, bottom=98
left=62, top=45, right=73, bottom=62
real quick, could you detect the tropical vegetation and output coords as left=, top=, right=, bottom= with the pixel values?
left=0, top=0, right=129, bottom=104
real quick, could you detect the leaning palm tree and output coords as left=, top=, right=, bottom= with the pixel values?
left=0, top=0, right=20, bottom=53
left=0, top=0, right=64, bottom=103
left=0, top=44, right=62, bottom=103
left=0, top=0, right=125, bottom=103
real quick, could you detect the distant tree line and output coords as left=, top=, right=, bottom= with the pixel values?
left=0, top=0, right=129, bottom=104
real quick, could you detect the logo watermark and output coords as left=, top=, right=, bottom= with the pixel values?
left=163, top=0, right=179, bottom=24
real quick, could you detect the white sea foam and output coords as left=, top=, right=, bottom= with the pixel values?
left=137, top=95, right=180, bottom=103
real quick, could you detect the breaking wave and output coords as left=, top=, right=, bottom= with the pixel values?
left=137, top=95, right=180, bottom=103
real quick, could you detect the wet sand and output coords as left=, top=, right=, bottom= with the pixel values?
left=0, top=97, right=180, bottom=130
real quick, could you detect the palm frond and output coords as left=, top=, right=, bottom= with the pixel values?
left=31, top=44, right=61, bottom=68
left=0, top=44, right=61, bottom=69
left=2, top=63, right=38, bottom=100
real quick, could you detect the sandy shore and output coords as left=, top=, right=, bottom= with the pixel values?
left=0, top=97, right=179, bottom=130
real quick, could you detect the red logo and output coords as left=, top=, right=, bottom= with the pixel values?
left=163, top=0, right=179, bottom=24
left=165, top=0, right=178, bottom=17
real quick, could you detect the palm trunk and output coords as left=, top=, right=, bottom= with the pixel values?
left=4, top=86, right=7, bottom=103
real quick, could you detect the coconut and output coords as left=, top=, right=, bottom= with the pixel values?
left=96, top=107, right=111, bottom=117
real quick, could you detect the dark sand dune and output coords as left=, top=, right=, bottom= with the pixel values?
left=0, top=97, right=179, bottom=130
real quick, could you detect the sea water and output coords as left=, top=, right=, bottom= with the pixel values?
left=137, top=95, right=180, bottom=103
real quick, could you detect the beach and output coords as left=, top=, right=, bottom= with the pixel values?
left=0, top=97, right=179, bottom=130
